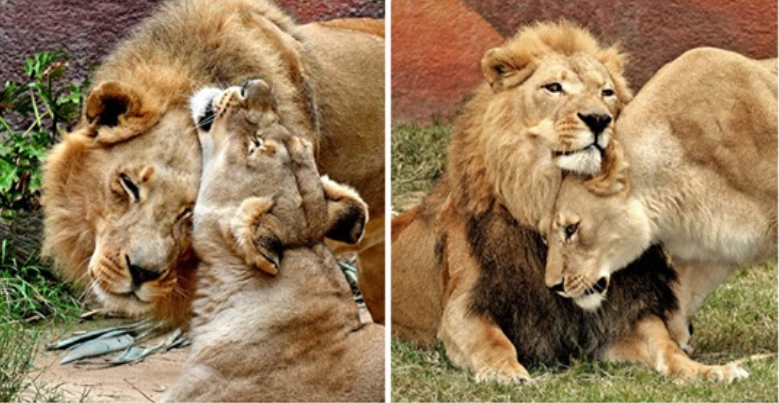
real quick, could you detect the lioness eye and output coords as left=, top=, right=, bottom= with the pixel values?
left=177, top=208, right=192, bottom=222
left=564, top=223, right=579, bottom=239
left=543, top=83, right=563, bottom=93
left=119, top=174, right=140, bottom=202
left=602, top=88, right=615, bottom=97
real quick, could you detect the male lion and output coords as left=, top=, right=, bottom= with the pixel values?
left=163, top=80, right=383, bottom=402
left=544, top=47, right=778, bottom=354
left=42, top=0, right=385, bottom=327
left=392, top=22, right=746, bottom=383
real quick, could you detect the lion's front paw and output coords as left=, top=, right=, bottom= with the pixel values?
left=674, top=362, right=749, bottom=384
left=473, top=361, right=532, bottom=384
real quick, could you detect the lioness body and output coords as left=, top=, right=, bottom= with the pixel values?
left=166, top=245, right=383, bottom=402
left=42, top=0, right=385, bottom=325
left=392, top=23, right=746, bottom=383
left=546, top=48, right=778, bottom=351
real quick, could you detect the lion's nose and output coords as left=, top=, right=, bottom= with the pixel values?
left=577, top=112, right=612, bottom=135
left=126, top=255, right=162, bottom=285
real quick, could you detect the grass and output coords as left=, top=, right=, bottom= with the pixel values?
left=390, top=123, right=778, bottom=402
left=0, top=239, right=83, bottom=323
left=0, top=238, right=87, bottom=402
left=391, top=123, right=450, bottom=213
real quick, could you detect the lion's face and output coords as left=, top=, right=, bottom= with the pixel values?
left=41, top=80, right=202, bottom=319
left=89, top=162, right=196, bottom=314
left=542, top=176, right=651, bottom=311
left=482, top=51, right=627, bottom=177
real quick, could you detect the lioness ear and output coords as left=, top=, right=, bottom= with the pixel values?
left=597, top=45, right=633, bottom=104
left=321, top=176, right=368, bottom=245
left=227, top=197, right=282, bottom=276
left=584, top=139, right=630, bottom=197
left=85, top=81, right=159, bottom=144
left=481, top=47, right=537, bottom=91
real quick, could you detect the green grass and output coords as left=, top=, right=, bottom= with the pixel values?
left=0, top=239, right=83, bottom=323
left=391, top=123, right=450, bottom=213
left=0, top=237, right=86, bottom=402
left=391, top=123, right=778, bottom=402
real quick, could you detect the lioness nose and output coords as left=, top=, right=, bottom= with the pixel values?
left=577, top=112, right=612, bottom=135
left=126, top=255, right=162, bottom=285
left=593, top=277, right=609, bottom=293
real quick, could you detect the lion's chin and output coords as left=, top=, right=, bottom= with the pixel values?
left=554, top=146, right=602, bottom=175
left=572, top=292, right=605, bottom=312
left=92, top=284, right=155, bottom=317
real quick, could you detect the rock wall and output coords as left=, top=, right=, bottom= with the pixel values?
left=0, top=0, right=384, bottom=85
left=392, top=0, right=777, bottom=123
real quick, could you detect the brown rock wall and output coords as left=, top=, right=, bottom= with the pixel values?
left=0, top=0, right=384, bottom=86
left=393, top=0, right=777, bottom=123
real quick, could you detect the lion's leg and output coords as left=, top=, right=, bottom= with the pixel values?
left=666, top=262, right=736, bottom=354
left=440, top=295, right=530, bottom=383
left=602, top=315, right=748, bottom=383
left=438, top=226, right=530, bottom=383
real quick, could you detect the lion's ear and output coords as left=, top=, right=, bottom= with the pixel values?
left=481, top=47, right=536, bottom=91
left=584, top=139, right=630, bottom=197
left=321, top=176, right=368, bottom=245
left=597, top=45, right=633, bottom=104
left=226, top=196, right=282, bottom=276
left=85, top=81, right=159, bottom=144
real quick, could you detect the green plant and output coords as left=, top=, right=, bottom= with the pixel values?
left=0, top=50, right=88, bottom=222
left=0, top=322, right=40, bottom=402
left=0, top=239, right=82, bottom=323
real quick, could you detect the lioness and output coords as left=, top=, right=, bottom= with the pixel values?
left=392, top=21, right=747, bottom=383
left=162, top=80, right=384, bottom=402
left=42, top=0, right=385, bottom=327
left=544, top=47, right=778, bottom=354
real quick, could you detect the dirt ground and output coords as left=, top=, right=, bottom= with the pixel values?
left=33, top=330, right=187, bottom=402
left=32, top=307, right=375, bottom=402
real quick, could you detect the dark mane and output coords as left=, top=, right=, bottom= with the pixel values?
left=466, top=207, right=678, bottom=367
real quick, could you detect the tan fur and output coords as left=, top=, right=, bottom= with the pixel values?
left=163, top=81, right=383, bottom=402
left=392, top=21, right=633, bottom=381
left=41, top=0, right=385, bottom=327
left=602, top=316, right=746, bottom=382
left=545, top=48, right=777, bottom=355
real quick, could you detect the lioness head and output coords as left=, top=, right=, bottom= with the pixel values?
left=190, top=80, right=368, bottom=274
left=43, top=80, right=201, bottom=320
left=480, top=20, right=632, bottom=176
left=542, top=162, right=650, bottom=311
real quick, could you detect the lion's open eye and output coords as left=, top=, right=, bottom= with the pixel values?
left=602, top=88, right=615, bottom=97
left=543, top=83, right=563, bottom=94
left=119, top=174, right=140, bottom=202
left=564, top=223, right=579, bottom=239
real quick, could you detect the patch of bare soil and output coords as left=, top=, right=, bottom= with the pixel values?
left=33, top=331, right=187, bottom=402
